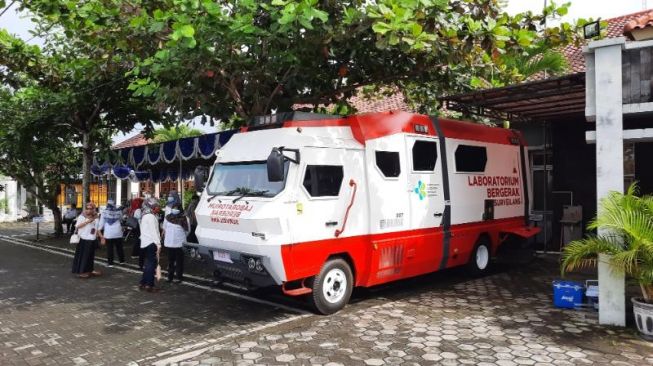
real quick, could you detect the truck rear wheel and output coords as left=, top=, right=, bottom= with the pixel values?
left=468, top=238, right=491, bottom=276
left=310, top=258, right=353, bottom=315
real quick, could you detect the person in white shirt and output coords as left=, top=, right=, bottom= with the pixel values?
left=63, top=203, right=79, bottom=234
left=71, top=202, right=101, bottom=278
left=163, top=203, right=188, bottom=283
left=139, top=198, right=162, bottom=292
left=99, top=199, right=125, bottom=267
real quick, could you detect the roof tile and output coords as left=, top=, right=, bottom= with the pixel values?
left=111, top=133, right=151, bottom=149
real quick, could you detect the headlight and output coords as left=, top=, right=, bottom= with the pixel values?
left=247, top=257, right=256, bottom=270
left=255, top=259, right=263, bottom=272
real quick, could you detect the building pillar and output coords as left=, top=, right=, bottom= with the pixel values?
left=129, top=181, right=139, bottom=199
left=587, top=38, right=626, bottom=326
left=115, top=178, right=122, bottom=205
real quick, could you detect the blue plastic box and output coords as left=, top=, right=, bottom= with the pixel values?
left=553, top=280, right=584, bottom=308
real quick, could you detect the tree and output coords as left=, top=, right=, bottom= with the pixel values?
left=153, top=125, right=203, bottom=143
left=0, top=86, right=82, bottom=236
left=0, top=28, right=163, bottom=204
left=16, top=0, right=583, bottom=123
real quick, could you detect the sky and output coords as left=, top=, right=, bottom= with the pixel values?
left=1, top=0, right=651, bottom=144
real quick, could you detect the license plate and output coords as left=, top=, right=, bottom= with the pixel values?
left=213, top=250, right=233, bottom=263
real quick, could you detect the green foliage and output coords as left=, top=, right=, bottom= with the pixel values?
left=183, top=186, right=196, bottom=209
left=153, top=125, right=203, bottom=143
left=0, top=198, right=9, bottom=215
left=0, top=85, right=82, bottom=233
left=14, top=0, right=582, bottom=123
left=561, top=184, right=653, bottom=302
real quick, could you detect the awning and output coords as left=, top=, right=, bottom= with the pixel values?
left=441, top=73, right=586, bottom=123
left=91, top=129, right=237, bottom=182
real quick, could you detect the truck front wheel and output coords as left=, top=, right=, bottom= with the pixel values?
left=310, top=258, right=353, bottom=315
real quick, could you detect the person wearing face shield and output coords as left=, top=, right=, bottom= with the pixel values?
left=99, top=199, right=125, bottom=267
left=139, top=198, right=162, bottom=292
left=163, top=203, right=188, bottom=283
left=164, top=196, right=175, bottom=217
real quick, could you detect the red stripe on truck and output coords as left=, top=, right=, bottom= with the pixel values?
left=280, top=217, right=528, bottom=288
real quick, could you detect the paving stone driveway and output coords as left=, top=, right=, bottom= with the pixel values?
left=180, top=260, right=653, bottom=366
left=1, top=223, right=652, bottom=365
left=0, top=237, right=297, bottom=366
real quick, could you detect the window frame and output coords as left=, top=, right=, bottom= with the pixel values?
left=374, top=150, right=402, bottom=180
left=454, top=144, right=488, bottom=174
left=409, top=138, right=439, bottom=173
left=205, top=160, right=290, bottom=198
left=300, top=164, right=345, bottom=200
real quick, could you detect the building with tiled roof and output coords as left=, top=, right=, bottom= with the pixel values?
left=111, top=133, right=151, bottom=150
left=562, top=9, right=653, bottom=73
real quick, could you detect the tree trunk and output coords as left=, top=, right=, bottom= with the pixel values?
left=81, top=131, right=92, bottom=205
left=641, top=283, right=653, bottom=303
left=51, top=204, right=63, bottom=238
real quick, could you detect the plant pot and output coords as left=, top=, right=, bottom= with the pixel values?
left=632, top=297, right=653, bottom=340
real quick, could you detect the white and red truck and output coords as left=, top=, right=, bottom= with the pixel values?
left=193, top=111, right=539, bottom=314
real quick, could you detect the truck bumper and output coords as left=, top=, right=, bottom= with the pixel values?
left=198, top=246, right=278, bottom=289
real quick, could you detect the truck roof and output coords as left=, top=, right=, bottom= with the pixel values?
left=242, top=111, right=525, bottom=146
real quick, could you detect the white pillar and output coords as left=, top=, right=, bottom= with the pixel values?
left=116, top=179, right=122, bottom=205
left=587, top=38, right=626, bottom=326
left=130, top=181, right=140, bottom=198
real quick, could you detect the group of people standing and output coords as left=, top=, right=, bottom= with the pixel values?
left=67, top=191, right=200, bottom=293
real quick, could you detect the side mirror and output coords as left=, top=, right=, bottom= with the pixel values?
left=193, top=166, right=209, bottom=192
left=267, top=148, right=285, bottom=182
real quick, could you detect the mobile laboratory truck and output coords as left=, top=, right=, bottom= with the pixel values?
left=193, top=111, right=539, bottom=314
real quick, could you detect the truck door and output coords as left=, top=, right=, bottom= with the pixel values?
left=405, top=136, right=445, bottom=229
left=287, top=147, right=367, bottom=276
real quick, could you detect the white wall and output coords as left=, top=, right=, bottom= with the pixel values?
left=0, top=177, right=22, bottom=222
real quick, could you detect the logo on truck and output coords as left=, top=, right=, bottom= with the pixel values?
left=413, top=181, right=427, bottom=200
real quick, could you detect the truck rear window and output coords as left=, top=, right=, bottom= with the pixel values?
left=412, top=140, right=438, bottom=171
left=455, top=145, right=487, bottom=173
left=375, top=151, right=401, bottom=178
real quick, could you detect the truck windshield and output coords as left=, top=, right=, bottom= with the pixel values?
left=206, top=161, right=288, bottom=197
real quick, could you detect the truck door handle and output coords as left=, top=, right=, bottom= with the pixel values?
left=434, top=212, right=443, bottom=217
left=325, top=221, right=338, bottom=227
left=335, top=179, right=357, bottom=238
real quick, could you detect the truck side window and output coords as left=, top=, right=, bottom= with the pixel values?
left=375, top=151, right=401, bottom=177
left=303, top=165, right=344, bottom=197
left=455, top=145, right=487, bottom=173
left=412, top=140, right=438, bottom=171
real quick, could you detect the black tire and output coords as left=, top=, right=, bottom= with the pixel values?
left=467, top=237, right=491, bottom=276
left=310, top=258, right=353, bottom=315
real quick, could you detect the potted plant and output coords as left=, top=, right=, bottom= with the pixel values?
left=561, top=184, right=653, bottom=339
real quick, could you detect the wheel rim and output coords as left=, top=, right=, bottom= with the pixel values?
left=476, top=245, right=489, bottom=270
left=322, top=268, right=347, bottom=304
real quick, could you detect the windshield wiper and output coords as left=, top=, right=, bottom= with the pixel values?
left=232, top=190, right=269, bottom=204
left=208, top=188, right=243, bottom=202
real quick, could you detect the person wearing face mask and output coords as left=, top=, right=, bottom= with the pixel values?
left=163, top=203, right=188, bottom=283
left=71, top=202, right=101, bottom=278
left=139, top=198, right=162, bottom=292
left=99, top=199, right=125, bottom=267
left=164, top=195, right=175, bottom=217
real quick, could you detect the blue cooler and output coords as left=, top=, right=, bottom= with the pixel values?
left=553, top=280, right=584, bottom=308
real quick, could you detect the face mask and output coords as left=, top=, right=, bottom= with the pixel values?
left=171, top=209, right=180, bottom=215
